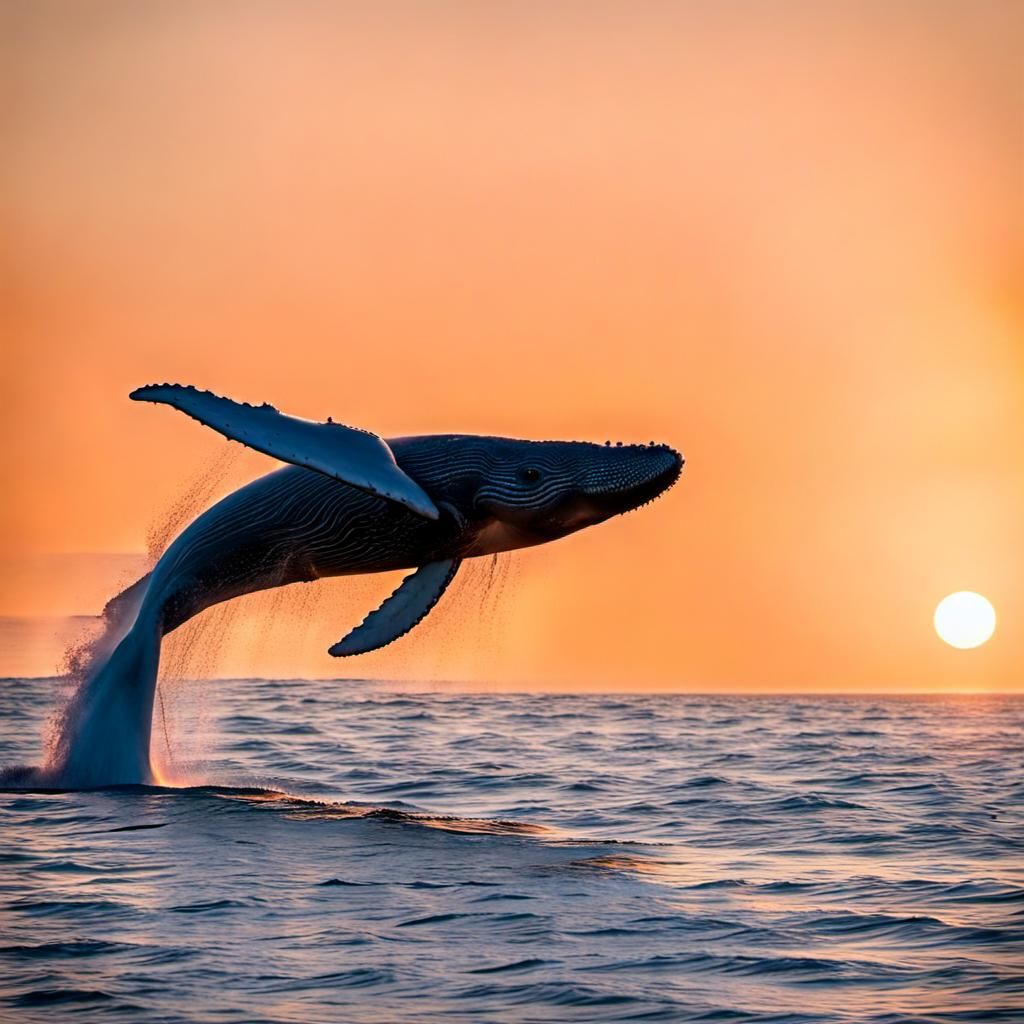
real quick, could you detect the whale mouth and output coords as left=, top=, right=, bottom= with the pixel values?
left=629, top=448, right=684, bottom=508
left=588, top=445, right=684, bottom=518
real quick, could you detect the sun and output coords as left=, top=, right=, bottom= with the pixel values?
left=934, top=592, right=996, bottom=650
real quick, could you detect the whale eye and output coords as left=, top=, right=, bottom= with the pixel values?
left=520, top=467, right=542, bottom=484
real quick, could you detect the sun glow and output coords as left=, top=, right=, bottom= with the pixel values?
left=934, top=592, right=996, bottom=650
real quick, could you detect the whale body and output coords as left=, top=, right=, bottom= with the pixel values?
left=49, top=385, right=683, bottom=787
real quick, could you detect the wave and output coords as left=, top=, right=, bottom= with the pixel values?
left=2, top=685, right=1022, bottom=1024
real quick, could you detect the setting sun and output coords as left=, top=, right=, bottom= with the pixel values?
left=934, top=592, right=997, bottom=650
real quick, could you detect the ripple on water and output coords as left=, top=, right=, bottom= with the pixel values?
left=1, top=684, right=1021, bottom=1024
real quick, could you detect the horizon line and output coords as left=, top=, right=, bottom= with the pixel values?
left=1, top=675, right=1019, bottom=698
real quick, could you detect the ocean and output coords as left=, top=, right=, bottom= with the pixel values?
left=1, top=680, right=1021, bottom=1022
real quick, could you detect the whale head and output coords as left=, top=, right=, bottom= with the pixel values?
left=394, top=435, right=683, bottom=555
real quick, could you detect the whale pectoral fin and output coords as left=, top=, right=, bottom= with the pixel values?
left=329, top=559, right=461, bottom=657
left=130, top=383, right=439, bottom=520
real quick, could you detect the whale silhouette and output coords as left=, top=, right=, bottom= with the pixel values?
left=49, top=385, right=684, bottom=787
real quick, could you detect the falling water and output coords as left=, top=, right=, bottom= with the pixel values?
left=0, top=452, right=244, bottom=788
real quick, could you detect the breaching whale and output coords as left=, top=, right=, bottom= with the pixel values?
left=49, top=385, right=683, bottom=787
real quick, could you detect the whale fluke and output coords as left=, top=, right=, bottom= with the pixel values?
left=130, top=384, right=439, bottom=520
left=329, top=558, right=461, bottom=656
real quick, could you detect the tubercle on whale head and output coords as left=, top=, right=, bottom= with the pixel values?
left=541, top=440, right=683, bottom=533
left=395, top=434, right=684, bottom=554
left=576, top=441, right=684, bottom=518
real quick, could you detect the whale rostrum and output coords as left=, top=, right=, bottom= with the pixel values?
left=49, top=385, right=684, bottom=787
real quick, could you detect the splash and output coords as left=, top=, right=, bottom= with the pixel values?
left=2, top=453, right=242, bottom=789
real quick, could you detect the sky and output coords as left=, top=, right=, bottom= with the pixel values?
left=2, top=1, right=1021, bottom=691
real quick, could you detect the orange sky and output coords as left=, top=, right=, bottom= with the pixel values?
left=2, top=2, right=1022, bottom=691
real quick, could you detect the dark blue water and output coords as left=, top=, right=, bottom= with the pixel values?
left=1, top=680, right=1021, bottom=1022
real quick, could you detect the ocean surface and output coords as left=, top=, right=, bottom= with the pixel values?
left=1, top=679, right=1021, bottom=1023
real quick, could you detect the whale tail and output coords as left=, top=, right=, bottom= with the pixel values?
left=47, top=608, right=162, bottom=788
